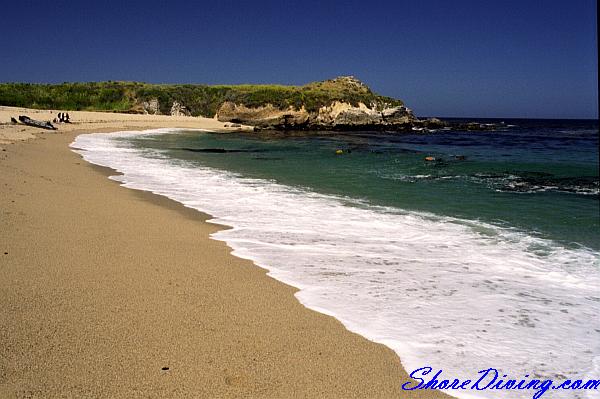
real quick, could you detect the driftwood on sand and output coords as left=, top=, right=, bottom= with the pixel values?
left=18, top=115, right=57, bottom=130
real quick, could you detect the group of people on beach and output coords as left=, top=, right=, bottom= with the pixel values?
left=53, top=112, right=71, bottom=124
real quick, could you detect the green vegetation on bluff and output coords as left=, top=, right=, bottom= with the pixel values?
left=0, top=77, right=404, bottom=117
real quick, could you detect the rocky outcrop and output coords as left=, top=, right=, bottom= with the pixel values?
left=216, top=100, right=419, bottom=130
left=217, top=102, right=310, bottom=129
left=170, top=101, right=190, bottom=117
left=421, top=117, right=446, bottom=128
left=315, top=102, right=382, bottom=126
left=214, top=75, right=422, bottom=130
left=142, top=98, right=160, bottom=115
left=381, top=106, right=416, bottom=125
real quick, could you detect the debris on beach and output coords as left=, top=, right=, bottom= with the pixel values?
left=17, top=115, right=57, bottom=130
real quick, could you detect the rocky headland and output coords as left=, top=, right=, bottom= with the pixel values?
left=0, top=77, right=495, bottom=132
left=213, top=76, right=422, bottom=130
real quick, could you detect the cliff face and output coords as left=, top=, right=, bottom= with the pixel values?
left=216, top=100, right=417, bottom=130
left=215, top=76, right=418, bottom=130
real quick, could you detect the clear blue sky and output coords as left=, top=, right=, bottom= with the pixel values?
left=2, top=0, right=597, bottom=118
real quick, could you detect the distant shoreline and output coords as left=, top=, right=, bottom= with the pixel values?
left=0, top=105, right=254, bottom=144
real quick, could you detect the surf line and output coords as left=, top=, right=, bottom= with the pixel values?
left=401, top=366, right=600, bottom=399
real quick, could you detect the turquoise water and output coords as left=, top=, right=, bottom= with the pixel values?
left=73, top=121, right=600, bottom=399
left=129, top=119, right=599, bottom=250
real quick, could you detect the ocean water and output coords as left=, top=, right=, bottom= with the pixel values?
left=71, top=119, right=599, bottom=399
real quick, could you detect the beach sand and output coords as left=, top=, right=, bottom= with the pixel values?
left=0, top=106, right=255, bottom=144
left=0, top=107, right=450, bottom=398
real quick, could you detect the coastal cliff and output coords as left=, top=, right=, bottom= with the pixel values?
left=216, top=100, right=417, bottom=129
left=215, top=77, right=418, bottom=130
left=0, top=76, right=427, bottom=130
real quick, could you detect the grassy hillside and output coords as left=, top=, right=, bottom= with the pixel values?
left=0, top=77, right=404, bottom=117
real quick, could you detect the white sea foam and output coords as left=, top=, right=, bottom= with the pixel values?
left=72, top=130, right=600, bottom=399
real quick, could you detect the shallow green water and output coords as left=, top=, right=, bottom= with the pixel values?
left=129, top=119, right=599, bottom=250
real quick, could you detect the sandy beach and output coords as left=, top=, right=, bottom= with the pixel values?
left=0, top=106, right=257, bottom=144
left=0, top=107, right=450, bottom=398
